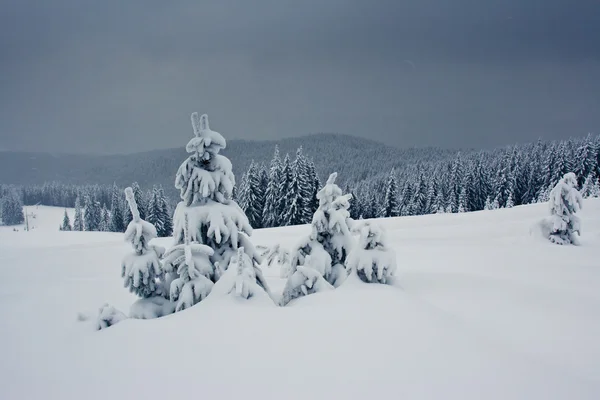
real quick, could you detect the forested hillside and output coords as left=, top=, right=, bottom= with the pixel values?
left=0, top=133, right=460, bottom=191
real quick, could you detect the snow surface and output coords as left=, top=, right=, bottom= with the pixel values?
left=1, top=203, right=600, bottom=399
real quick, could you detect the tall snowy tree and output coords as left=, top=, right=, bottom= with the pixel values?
left=547, top=172, right=583, bottom=245
left=493, top=150, right=514, bottom=208
left=581, top=174, right=600, bottom=198
left=0, top=191, right=24, bottom=226
left=165, top=112, right=271, bottom=310
left=121, top=187, right=165, bottom=299
left=99, top=205, right=110, bottom=231
left=262, top=146, right=282, bottom=227
left=282, top=148, right=311, bottom=226
left=575, top=133, right=598, bottom=187
left=158, top=186, right=173, bottom=237
left=147, top=186, right=164, bottom=236
left=60, top=209, right=72, bottom=231
left=381, top=168, right=399, bottom=218
left=287, top=172, right=354, bottom=288
left=239, top=161, right=265, bottom=228
left=277, top=153, right=293, bottom=225
left=109, top=184, right=125, bottom=232
left=73, top=196, right=84, bottom=231
left=84, top=196, right=101, bottom=231
left=307, top=160, right=320, bottom=215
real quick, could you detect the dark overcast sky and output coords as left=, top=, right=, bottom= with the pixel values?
left=1, top=0, right=599, bottom=154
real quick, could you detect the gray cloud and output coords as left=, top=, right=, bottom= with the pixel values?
left=1, top=0, right=599, bottom=153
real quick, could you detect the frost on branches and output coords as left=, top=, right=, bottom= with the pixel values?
left=209, top=247, right=273, bottom=305
left=166, top=113, right=271, bottom=310
left=287, top=172, right=354, bottom=289
left=547, top=172, right=584, bottom=245
left=121, top=187, right=165, bottom=299
left=346, top=221, right=397, bottom=284
left=163, top=213, right=215, bottom=311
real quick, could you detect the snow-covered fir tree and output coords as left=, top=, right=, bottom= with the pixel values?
left=109, top=184, right=125, bottom=232
left=0, top=190, right=24, bottom=226
left=123, top=182, right=147, bottom=227
left=346, top=221, right=396, bottom=284
left=73, top=196, right=84, bottom=231
left=287, top=172, right=354, bottom=289
left=158, top=186, right=173, bottom=237
left=60, top=209, right=72, bottom=231
left=547, top=172, right=583, bottom=245
left=381, top=168, right=399, bottom=217
left=98, top=205, right=108, bottom=231
left=121, top=187, right=165, bottom=298
left=84, top=196, right=101, bottom=231
left=307, top=160, right=321, bottom=215
left=581, top=174, right=600, bottom=198
left=239, top=161, right=265, bottom=228
left=277, top=153, right=292, bottom=225
left=166, top=112, right=271, bottom=310
left=282, top=147, right=312, bottom=226
left=263, top=146, right=282, bottom=227
left=147, top=186, right=164, bottom=236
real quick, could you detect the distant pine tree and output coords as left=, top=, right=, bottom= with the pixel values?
left=0, top=191, right=24, bottom=226
left=73, top=196, right=84, bottom=231
left=263, top=146, right=282, bottom=228
left=381, top=168, right=399, bottom=218
left=282, top=148, right=311, bottom=226
left=100, top=205, right=110, bottom=231
left=307, top=160, right=320, bottom=215
left=277, top=153, right=293, bottom=225
left=158, top=186, right=173, bottom=237
left=147, top=186, right=163, bottom=235
left=84, top=196, right=102, bottom=231
left=60, top=209, right=72, bottom=231
left=239, top=161, right=264, bottom=228
left=109, top=185, right=125, bottom=232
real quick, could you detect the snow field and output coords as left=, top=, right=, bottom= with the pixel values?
left=0, top=202, right=599, bottom=399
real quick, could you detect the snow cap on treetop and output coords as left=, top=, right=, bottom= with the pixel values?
left=562, top=172, right=577, bottom=188
left=326, top=172, right=338, bottom=185
left=124, top=187, right=140, bottom=222
left=187, top=113, right=226, bottom=156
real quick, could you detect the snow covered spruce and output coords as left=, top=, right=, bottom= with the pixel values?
left=546, top=172, right=584, bottom=245
left=121, top=187, right=165, bottom=298
left=120, top=187, right=176, bottom=320
left=282, top=172, right=354, bottom=305
left=167, top=112, right=271, bottom=308
left=345, top=221, right=397, bottom=284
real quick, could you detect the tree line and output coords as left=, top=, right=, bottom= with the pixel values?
left=236, top=134, right=600, bottom=225
left=2, top=133, right=600, bottom=228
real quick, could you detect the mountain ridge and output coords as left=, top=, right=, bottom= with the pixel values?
left=0, top=133, right=463, bottom=194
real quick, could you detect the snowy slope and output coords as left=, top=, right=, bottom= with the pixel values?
left=1, top=203, right=600, bottom=399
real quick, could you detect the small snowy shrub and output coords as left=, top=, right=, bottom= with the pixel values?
left=121, top=187, right=165, bottom=298
left=287, top=172, right=354, bottom=287
left=96, top=304, right=127, bottom=330
left=280, top=265, right=334, bottom=306
left=547, top=172, right=583, bottom=245
left=346, top=221, right=397, bottom=284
